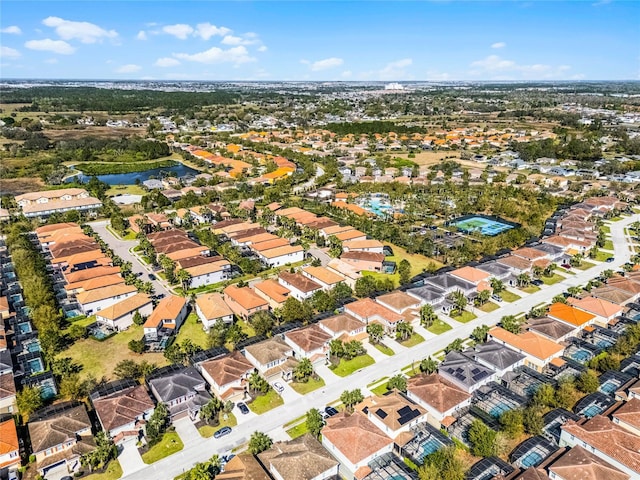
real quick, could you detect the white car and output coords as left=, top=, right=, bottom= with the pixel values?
left=273, top=381, right=285, bottom=393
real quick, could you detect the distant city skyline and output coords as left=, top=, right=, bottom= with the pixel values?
left=1, top=1, right=638, bottom=81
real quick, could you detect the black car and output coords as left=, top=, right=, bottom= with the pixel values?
left=605, top=257, right=615, bottom=263
left=237, top=402, right=249, bottom=414
left=324, top=406, right=339, bottom=417
left=148, top=273, right=156, bottom=280
left=214, top=426, right=232, bottom=439
left=531, top=279, right=543, bottom=286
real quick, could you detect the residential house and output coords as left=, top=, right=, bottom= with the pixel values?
left=344, top=298, right=404, bottom=334
left=340, top=251, right=385, bottom=272
left=0, top=297, right=10, bottom=320
left=257, top=245, right=305, bottom=268
left=301, top=266, right=346, bottom=292
left=28, top=402, right=95, bottom=477
left=318, top=314, right=367, bottom=341
left=525, top=317, right=576, bottom=343
left=547, top=303, right=598, bottom=330
left=183, top=259, right=231, bottom=288
left=424, top=274, right=477, bottom=299
left=450, top=266, right=492, bottom=294
left=591, top=286, right=635, bottom=306
left=223, top=285, right=269, bottom=320
left=476, top=261, right=512, bottom=282
left=611, top=398, right=640, bottom=437
left=143, top=295, right=188, bottom=342
left=195, top=293, right=234, bottom=330
left=567, top=296, right=623, bottom=324
left=375, top=291, right=421, bottom=316
left=90, top=381, right=155, bottom=442
left=76, top=284, right=137, bottom=315
left=253, top=279, right=291, bottom=310
left=95, top=293, right=153, bottom=332
left=342, top=240, right=385, bottom=254
left=243, top=337, right=298, bottom=381
left=284, top=324, right=332, bottom=365
left=0, top=369, right=16, bottom=415
left=199, top=351, right=254, bottom=402
left=64, top=274, right=125, bottom=296
left=358, top=391, right=428, bottom=437
left=16, top=188, right=102, bottom=218
left=560, top=415, right=640, bottom=478
left=548, top=445, right=630, bottom=480
left=258, top=434, right=339, bottom=480
left=406, top=373, right=472, bottom=427
left=497, top=255, right=533, bottom=275
left=278, top=271, right=322, bottom=301
left=216, top=452, right=271, bottom=480
left=470, top=341, right=526, bottom=377
left=326, top=258, right=361, bottom=288
left=406, top=285, right=447, bottom=310
left=488, top=327, right=565, bottom=372
left=0, top=419, right=20, bottom=474
left=321, top=411, right=393, bottom=479
left=147, top=366, right=211, bottom=420
left=438, top=351, right=495, bottom=393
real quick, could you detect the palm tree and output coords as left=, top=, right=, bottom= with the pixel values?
left=176, top=269, right=192, bottom=294
left=396, top=321, right=413, bottom=341
left=293, top=358, right=314, bottom=383
left=516, top=273, right=531, bottom=288
left=490, top=277, right=505, bottom=293
left=419, top=356, right=438, bottom=374
left=366, top=323, right=384, bottom=344
left=420, top=304, right=437, bottom=328
left=450, top=291, right=467, bottom=315
left=474, top=289, right=491, bottom=307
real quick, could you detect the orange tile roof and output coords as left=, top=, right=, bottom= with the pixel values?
left=184, top=259, right=231, bottom=277
left=224, top=285, right=268, bottom=310
left=259, top=244, right=303, bottom=259
left=0, top=419, right=19, bottom=456
left=96, top=293, right=152, bottom=321
left=489, top=327, right=564, bottom=360
left=567, top=296, right=623, bottom=318
left=253, top=279, right=290, bottom=305
left=76, top=283, right=137, bottom=305
left=63, top=266, right=121, bottom=284
left=342, top=239, right=384, bottom=250
left=251, top=238, right=290, bottom=252
left=302, top=266, right=345, bottom=286
left=334, top=230, right=367, bottom=242
left=548, top=302, right=596, bottom=326
left=196, top=292, right=233, bottom=320
left=144, top=295, right=187, bottom=329
left=345, top=298, right=403, bottom=324
left=451, top=266, right=490, bottom=283
left=65, top=274, right=124, bottom=292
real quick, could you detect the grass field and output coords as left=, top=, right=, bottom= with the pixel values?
left=249, top=390, right=284, bottom=414
left=58, top=324, right=168, bottom=381
left=427, top=319, right=452, bottom=335
left=400, top=333, right=425, bottom=347
left=603, top=240, right=614, bottom=250
left=478, top=301, right=500, bottom=313
left=106, top=184, right=147, bottom=196
left=501, top=290, right=521, bottom=302
left=575, top=261, right=596, bottom=271
left=330, top=354, right=375, bottom=377
left=383, top=243, right=444, bottom=276
left=286, top=422, right=310, bottom=439
left=520, top=285, right=541, bottom=294
left=197, top=413, right=238, bottom=438
left=601, top=226, right=611, bottom=234
left=290, top=376, right=325, bottom=395
left=174, top=313, right=209, bottom=350
left=450, top=310, right=477, bottom=323
left=594, top=251, right=612, bottom=262
left=541, top=273, right=564, bottom=285
left=371, top=383, right=390, bottom=396
left=84, top=461, right=123, bottom=480
left=141, top=432, right=183, bottom=464
left=374, top=343, right=395, bottom=356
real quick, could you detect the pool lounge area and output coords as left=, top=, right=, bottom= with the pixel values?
left=450, top=215, right=516, bottom=237
left=363, top=453, right=418, bottom=480
left=598, top=370, right=634, bottom=395
left=574, top=392, right=616, bottom=418
left=510, top=436, right=558, bottom=469
left=474, top=383, right=527, bottom=419
left=400, top=423, right=453, bottom=465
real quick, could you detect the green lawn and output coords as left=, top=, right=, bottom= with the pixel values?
left=519, top=285, right=541, bottom=294
left=477, top=301, right=499, bottom=313
left=609, top=216, right=623, bottom=222
left=450, top=310, right=477, bottom=323
left=427, top=319, right=452, bottom=335
left=330, top=354, right=375, bottom=377
left=122, top=230, right=138, bottom=241
left=198, top=413, right=238, bottom=438
left=290, top=376, right=325, bottom=395
left=58, top=324, right=168, bottom=381
left=400, top=333, right=425, bottom=347
left=141, top=432, right=184, bottom=464
left=249, top=390, right=284, bottom=414
left=174, top=313, right=209, bottom=350
left=382, top=243, right=444, bottom=277
left=286, top=422, right=309, bottom=439
left=500, top=290, right=521, bottom=302
left=371, top=383, right=389, bottom=396
left=575, top=261, right=596, bottom=271
left=374, top=343, right=395, bottom=356
left=601, top=226, right=611, bottom=234
left=106, top=184, right=147, bottom=196
left=593, top=251, right=612, bottom=262
left=83, top=460, right=123, bottom=480
left=541, top=273, right=564, bottom=285
left=236, top=319, right=256, bottom=337
left=603, top=240, right=614, bottom=251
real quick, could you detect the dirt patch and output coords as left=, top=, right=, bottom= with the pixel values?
left=44, top=126, right=146, bottom=141
left=393, top=151, right=461, bottom=166
left=0, top=177, right=45, bottom=195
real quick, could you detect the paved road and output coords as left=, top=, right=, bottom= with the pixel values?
left=293, top=164, right=325, bottom=194
left=88, top=220, right=171, bottom=296
left=122, top=214, right=638, bottom=480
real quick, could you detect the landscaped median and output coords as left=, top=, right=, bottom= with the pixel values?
left=329, top=354, right=375, bottom=377
left=141, top=431, right=184, bottom=464
left=248, top=389, right=284, bottom=414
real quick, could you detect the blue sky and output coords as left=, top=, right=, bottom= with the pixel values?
left=1, top=1, right=638, bottom=81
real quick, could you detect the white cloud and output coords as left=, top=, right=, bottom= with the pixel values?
left=116, top=64, right=142, bottom=73
left=154, top=57, right=181, bottom=67
left=136, top=30, right=147, bottom=41
left=1, top=26, right=22, bottom=35
left=469, top=54, right=573, bottom=79
left=491, top=42, right=506, bottom=49
left=341, top=70, right=352, bottom=78
left=174, top=45, right=255, bottom=65
left=378, top=58, right=413, bottom=79
left=25, top=38, right=75, bottom=55
left=42, top=16, right=117, bottom=43
left=309, top=57, right=344, bottom=71
left=162, top=24, right=194, bottom=40
left=45, top=58, right=58, bottom=64
left=258, top=45, right=268, bottom=52
left=0, top=46, right=21, bottom=58
left=221, top=34, right=262, bottom=47
left=195, top=23, right=231, bottom=40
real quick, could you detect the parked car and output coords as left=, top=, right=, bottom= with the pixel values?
left=491, top=294, right=503, bottom=302
left=561, top=263, right=572, bottom=269
left=324, top=406, right=339, bottom=417
left=237, top=402, right=249, bottom=415
left=148, top=273, right=156, bottom=280
left=532, top=279, right=543, bottom=286
left=273, top=381, right=285, bottom=393
left=606, top=257, right=615, bottom=263
left=214, top=426, right=232, bottom=439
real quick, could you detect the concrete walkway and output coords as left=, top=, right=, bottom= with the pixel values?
left=118, top=440, right=145, bottom=476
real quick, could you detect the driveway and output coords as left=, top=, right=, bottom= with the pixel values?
left=88, top=220, right=171, bottom=296
left=277, top=381, right=301, bottom=403
left=308, top=247, right=331, bottom=266
left=173, top=417, right=201, bottom=447
left=118, top=439, right=145, bottom=476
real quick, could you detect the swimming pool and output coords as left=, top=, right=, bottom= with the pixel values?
left=569, top=349, right=591, bottom=363
left=519, top=451, right=544, bottom=468
left=363, top=198, right=401, bottom=217
left=582, top=405, right=602, bottom=418
left=489, top=401, right=513, bottom=418
left=40, top=382, right=56, bottom=399
left=600, top=381, right=617, bottom=394
left=24, top=341, right=41, bottom=353
left=27, top=358, right=44, bottom=374
left=416, top=437, right=446, bottom=461
left=17, top=322, right=32, bottom=334
left=451, top=216, right=514, bottom=236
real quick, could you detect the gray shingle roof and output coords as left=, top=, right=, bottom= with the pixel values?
left=438, top=351, right=493, bottom=389
left=472, top=341, right=525, bottom=370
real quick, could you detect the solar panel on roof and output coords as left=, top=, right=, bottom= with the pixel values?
left=376, top=408, right=388, bottom=419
